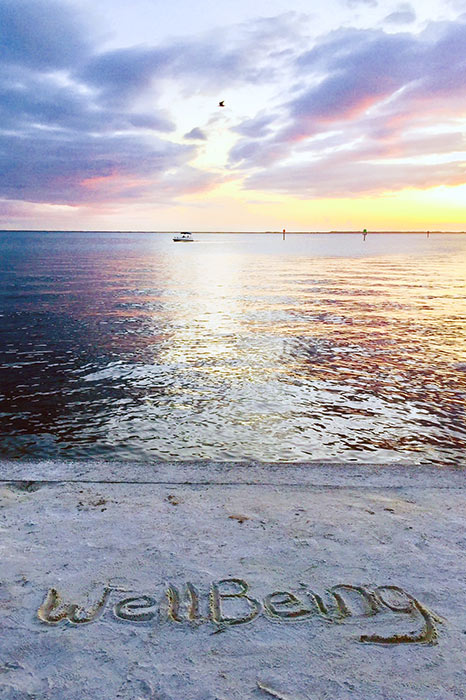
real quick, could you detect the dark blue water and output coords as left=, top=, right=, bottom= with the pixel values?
left=1, top=231, right=465, bottom=464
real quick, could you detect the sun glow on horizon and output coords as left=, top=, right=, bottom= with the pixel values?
left=1, top=0, right=466, bottom=230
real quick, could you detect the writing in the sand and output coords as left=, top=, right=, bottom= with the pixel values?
left=38, top=579, right=443, bottom=645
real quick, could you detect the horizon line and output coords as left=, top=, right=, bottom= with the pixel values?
left=1, top=229, right=466, bottom=235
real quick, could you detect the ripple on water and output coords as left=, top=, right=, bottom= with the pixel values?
left=0, top=231, right=465, bottom=464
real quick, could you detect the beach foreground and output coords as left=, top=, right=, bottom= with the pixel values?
left=0, top=460, right=465, bottom=699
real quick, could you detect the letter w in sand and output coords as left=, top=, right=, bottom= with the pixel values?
left=38, top=586, right=111, bottom=624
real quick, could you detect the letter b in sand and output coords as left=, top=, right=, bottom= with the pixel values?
left=210, top=578, right=261, bottom=625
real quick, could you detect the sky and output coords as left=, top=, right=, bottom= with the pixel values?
left=1, top=0, right=466, bottom=231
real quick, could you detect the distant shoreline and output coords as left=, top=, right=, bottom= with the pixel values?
left=1, top=230, right=466, bottom=235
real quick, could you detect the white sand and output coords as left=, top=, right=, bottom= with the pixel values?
left=0, top=460, right=465, bottom=699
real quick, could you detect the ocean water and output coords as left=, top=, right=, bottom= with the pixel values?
left=0, top=231, right=465, bottom=465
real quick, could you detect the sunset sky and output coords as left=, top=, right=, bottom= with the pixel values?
left=1, top=0, right=466, bottom=231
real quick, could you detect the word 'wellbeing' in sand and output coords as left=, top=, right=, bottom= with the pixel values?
left=37, top=578, right=443, bottom=645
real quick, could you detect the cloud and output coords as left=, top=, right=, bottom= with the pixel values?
left=0, top=0, right=227, bottom=205
left=0, top=65, right=174, bottom=135
left=0, top=0, right=91, bottom=69
left=244, top=148, right=466, bottom=198
left=2, top=1, right=466, bottom=210
left=291, top=29, right=423, bottom=127
left=241, top=116, right=466, bottom=196
left=184, top=127, right=207, bottom=140
left=344, top=0, right=378, bottom=7
left=384, top=6, right=416, bottom=24
left=80, top=46, right=173, bottom=105
left=294, top=19, right=466, bottom=122
left=229, top=139, right=290, bottom=167
left=0, top=199, right=38, bottom=219
left=232, top=113, right=279, bottom=138
left=0, top=4, right=305, bottom=207
left=229, top=17, right=466, bottom=197
left=0, top=131, right=196, bottom=204
left=80, top=12, right=303, bottom=102
left=151, top=166, right=221, bottom=200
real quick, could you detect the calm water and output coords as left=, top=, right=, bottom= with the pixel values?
left=1, top=231, right=465, bottom=465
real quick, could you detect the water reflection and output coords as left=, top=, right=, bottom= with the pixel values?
left=0, top=232, right=465, bottom=464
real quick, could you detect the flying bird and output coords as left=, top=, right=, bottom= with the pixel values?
left=218, top=100, right=225, bottom=107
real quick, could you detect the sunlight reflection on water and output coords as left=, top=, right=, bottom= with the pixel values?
left=0, top=231, right=465, bottom=464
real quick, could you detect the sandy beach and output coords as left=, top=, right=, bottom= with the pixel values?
left=1, top=460, right=465, bottom=699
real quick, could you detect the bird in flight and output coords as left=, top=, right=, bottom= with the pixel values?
left=218, top=100, right=225, bottom=107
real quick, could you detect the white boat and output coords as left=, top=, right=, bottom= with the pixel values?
left=173, top=232, right=194, bottom=242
